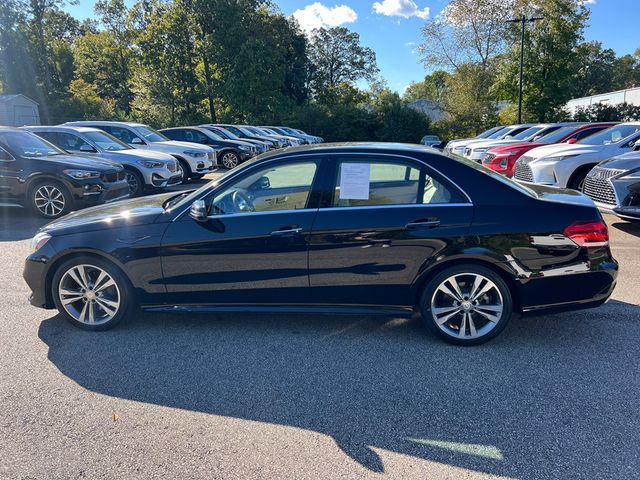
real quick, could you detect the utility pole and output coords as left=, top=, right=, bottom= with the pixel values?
left=507, top=15, right=543, bottom=123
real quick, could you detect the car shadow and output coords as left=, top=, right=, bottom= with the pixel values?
left=0, top=207, right=50, bottom=241
left=38, top=299, right=640, bottom=477
left=611, top=220, right=640, bottom=238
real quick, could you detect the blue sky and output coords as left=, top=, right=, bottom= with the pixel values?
left=67, top=0, right=639, bottom=93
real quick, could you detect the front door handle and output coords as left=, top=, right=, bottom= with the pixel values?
left=405, top=219, right=441, bottom=230
left=271, top=226, right=303, bottom=237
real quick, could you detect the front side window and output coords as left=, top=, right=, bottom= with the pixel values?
left=134, top=126, right=168, bottom=143
left=332, top=159, right=461, bottom=207
left=84, top=131, right=129, bottom=151
left=184, top=129, right=209, bottom=144
left=57, top=132, right=93, bottom=152
left=104, top=126, right=141, bottom=144
left=210, top=161, right=318, bottom=215
left=578, top=124, right=640, bottom=145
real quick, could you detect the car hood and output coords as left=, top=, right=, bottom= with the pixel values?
left=597, top=151, right=640, bottom=171
left=149, top=141, right=213, bottom=153
left=470, top=138, right=527, bottom=150
left=40, top=191, right=178, bottom=236
left=525, top=143, right=603, bottom=159
left=109, top=148, right=175, bottom=162
left=26, top=154, right=123, bottom=171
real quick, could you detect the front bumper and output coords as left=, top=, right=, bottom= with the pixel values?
left=152, top=172, right=183, bottom=188
left=73, top=179, right=130, bottom=207
left=23, top=241, right=57, bottom=309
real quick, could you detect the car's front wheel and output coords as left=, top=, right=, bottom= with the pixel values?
left=420, top=264, right=513, bottom=346
left=52, top=256, right=134, bottom=330
left=220, top=151, right=240, bottom=169
left=30, top=180, right=72, bottom=218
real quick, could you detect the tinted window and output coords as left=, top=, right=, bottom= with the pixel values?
left=534, top=126, right=578, bottom=144
left=331, top=159, right=460, bottom=207
left=57, top=132, right=93, bottom=152
left=574, top=127, right=606, bottom=141
left=103, top=126, right=141, bottom=144
left=183, top=129, right=209, bottom=144
left=133, top=126, right=168, bottom=142
left=210, top=161, right=318, bottom=215
left=0, top=131, right=64, bottom=157
left=512, top=127, right=543, bottom=140
left=84, top=131, right=129, bottom=151
left=163, top=129, right=185, bottom=141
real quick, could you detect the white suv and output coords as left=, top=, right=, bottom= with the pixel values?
left=513, top=123, right=640, bottom=190
left=65, top=121, right=216, bottom=181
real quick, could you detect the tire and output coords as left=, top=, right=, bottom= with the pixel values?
left=29, top=179, right=72, bottom=218
left=124, top=168, right=145, bottom=197
left=568, top=166, right=594, bottom=191
left=51, top=255, right=135, bottom=331
left=419, top=264, right=513, bottom=346
left=220, top=151, right=240, bottom=169
left=175, top=158, right=191, bottom=182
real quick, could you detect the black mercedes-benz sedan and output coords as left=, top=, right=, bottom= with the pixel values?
left=23, top=143, right=618, bottom=345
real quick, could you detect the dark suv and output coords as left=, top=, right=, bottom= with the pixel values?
left=0, top=128, right=129, bottom=218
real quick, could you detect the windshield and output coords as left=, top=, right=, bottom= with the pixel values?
left=221, top=125, right=245, bottom=137
left=422, top=135, right=439, bottom=141
left=487, top=127, right=509, bottom=139
left=478, top=126, right=501, bottom=138
left=511, top=126, right=543, bottom=140
left=206, top=127, right=235, bottom=140
left=237, top=127, right=256, bottom=137
left=84, top=130, right=129, bottom=151
left=203, top=129, right=224, bottom=141
left=0, top=131, right=64, bottom=157
left=134, top=126, right=168, bottom=142
left=534, top=126, right=577, bottom=144
left=577, top=124, right=640, bottom=145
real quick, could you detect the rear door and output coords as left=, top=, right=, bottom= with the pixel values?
left=307, top=155, right=473, bottom=306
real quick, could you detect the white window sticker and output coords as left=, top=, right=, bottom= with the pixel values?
left=339, top=163, right=371, bottom=200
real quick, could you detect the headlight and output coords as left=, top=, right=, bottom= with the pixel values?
left=30, top=232, right=51, bottom=254
left=622, top=168, right=640, bottom=180
left=544, top=154, right=579, bottom=162
left=183, top=150, right=206, bottom=158
left=239, top=146, right=250, bottom=151
left=63, top=169, right=101, bottom=179
left=137, top=160, right=164, bottom=168
left=499, top=151, right=519, bottom=157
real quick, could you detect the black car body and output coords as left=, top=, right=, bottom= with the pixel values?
left=0, top=128, right=129, bottom=218
left=160, top=127, right=256, bottom=169
left=24, top=143, right=617, bottom=345
left=200, top=125, right=269, bottom=154
left=583, top=149, right=640, bottom=220
left=213, top=124, right=278, bottom=149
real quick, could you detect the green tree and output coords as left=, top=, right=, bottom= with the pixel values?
left=308, top=26, right=379, bottom=103
left=494, top=0, right=589, bottom=121
left=573, top=41, right=617, bottom=97
left=403, top=70, right=450, bottom=104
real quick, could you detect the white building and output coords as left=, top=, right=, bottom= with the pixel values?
left=566, top=87, right=640, bottom=115
left=0, top=94, right=41, bottom=126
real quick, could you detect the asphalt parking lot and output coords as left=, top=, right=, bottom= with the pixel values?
left=1, top=176, right=639, bottom=479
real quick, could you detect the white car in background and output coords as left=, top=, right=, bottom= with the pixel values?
left=65, top=121, right=216, bottom=182
left=444, top=125, right=505, bottom=154
left=448, top=124, right=533, bottom=157
left=513, top=122, right=640, bottom=189
left=464, top=123, right=567, bottom=162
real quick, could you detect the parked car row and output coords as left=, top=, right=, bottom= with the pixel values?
left=0, top=121, right=322, bottom=218
left=445, top=122, right=640, bottom=221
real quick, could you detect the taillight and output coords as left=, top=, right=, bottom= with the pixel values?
left=564, top=221, right=609, bottom=248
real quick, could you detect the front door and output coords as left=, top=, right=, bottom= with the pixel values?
left=160, top=159, right=321, bottom=306
left=0, top=147, right=22, bottom=200
left=308, top=156, right=473, bottom=306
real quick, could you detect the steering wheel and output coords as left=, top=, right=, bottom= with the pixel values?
left=231, top=190, right=255, bottom=213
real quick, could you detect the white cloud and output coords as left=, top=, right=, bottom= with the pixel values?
left=292, top=3, right=358, bottom=33
left=372, top=0, right=430, bottom=19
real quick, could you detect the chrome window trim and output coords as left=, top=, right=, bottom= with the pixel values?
left=173, top=151, right=474, bottom=221
left=320, top=203, right=473, bottom=212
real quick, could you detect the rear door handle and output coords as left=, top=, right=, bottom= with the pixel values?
left=271, top=226, right=303, bottom=237
left=405, top=219, right=441, bottom=230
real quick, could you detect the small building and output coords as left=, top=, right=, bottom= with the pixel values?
left=566, top=87, right=640, bottom=115
left=0, top=94, right=41, bottom=126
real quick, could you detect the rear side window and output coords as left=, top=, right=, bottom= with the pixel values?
left=331, top=159, right=464, bottom=207
left=164, top=129, right=185, bottom=141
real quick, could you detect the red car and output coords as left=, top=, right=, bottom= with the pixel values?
left=482, top=122, right=618, bottom=176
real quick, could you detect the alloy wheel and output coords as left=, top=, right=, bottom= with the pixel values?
left=58, top=264, right=121, bottom=326
left=430, top=273, right=503, bottom=340
left=125, top=172, right=140, bottom=195
left=221, top=152, right=239, bottom=169
left=34, top=185, right=66, bottom=217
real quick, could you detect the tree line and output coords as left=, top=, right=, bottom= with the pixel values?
left=0, top=0, right=639, bottom=142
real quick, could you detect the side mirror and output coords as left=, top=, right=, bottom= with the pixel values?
left=566, top=137, right=577, bottom=144
left=79, top=144, right=96, bottom=153
left=189, top=199, right=208, bottom=222
left=633, top=142, right=640, bottom=151
left=131, top=137, right=144, bottom=145
left=249, top=176, right=271, bottom=191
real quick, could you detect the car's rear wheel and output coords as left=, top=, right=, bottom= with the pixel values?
left=52, top=256, right=134, bottom=331
left=30, top=180, right=72, bottom=218
left=420, top=264, right=513, bottom=346
left=221, top=151, right=240, bottom=169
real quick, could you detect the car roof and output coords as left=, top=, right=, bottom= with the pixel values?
left=23, top=125, right=104, bottom=134
left=260, top=142, right=446, bottom=156
left=64, top=121, right=147, bottom=128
